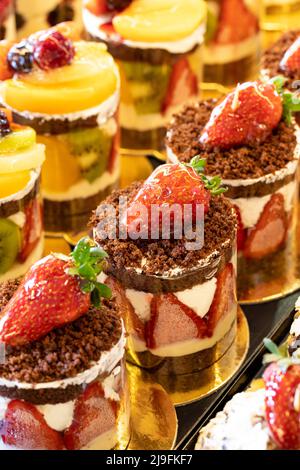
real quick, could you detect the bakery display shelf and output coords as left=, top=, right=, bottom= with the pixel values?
left=174, top=291, right=299, bottom=450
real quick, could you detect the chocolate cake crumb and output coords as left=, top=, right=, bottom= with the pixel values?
left=261, top=30, right=300, bottom=90
left=0, top=282, right=122, bottom=384
left=92, top=183, right=236, bottom=277
left=166, top=100, right=297, bottom=179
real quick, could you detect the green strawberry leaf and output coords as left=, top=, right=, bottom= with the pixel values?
left=271, top=75, right=300, bottom=124
left=186, top=156, right=227, bottom=196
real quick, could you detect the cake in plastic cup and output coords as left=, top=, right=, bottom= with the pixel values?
left=15, top=0, right=82, bottom=38
left=204, top=0, right=261, bottom=87
left=92, top=167, right=238, bottom=374
left=0, top=25, right=120, bottom=234
left=0, top=110, right=45, bottom=282
left=262, top=1, right=300, bottom=48
left=0, top=239, right=130, bottom=450
left=166, top=80, right=300, bottom=301
left=83, top=0, right=206, bottom=151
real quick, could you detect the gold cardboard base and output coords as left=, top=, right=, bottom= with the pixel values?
left=126, top=307, right=249, bottom=407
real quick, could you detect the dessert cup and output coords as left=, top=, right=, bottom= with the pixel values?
left=92, top=182, right=238, bottom=374
left=166, top=99, right=300, bottom=302
left=0, top=278, right=130, bottom=450
left=83, top=0, right=206, bottom=151
left=15, top=0, right=82, bottom=38
left=204, top=0, right=261, bottom=87
left=0, top=116, right=45, bottom=282
left=0, top=33, right=120, bottom=234
left=262, top=1, right=300, bottom=48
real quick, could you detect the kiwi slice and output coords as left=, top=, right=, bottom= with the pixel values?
left=122, top=61, right=171, bottom=114
left=0, top=219, right=20, bottom=274
left=63, top=128, right=113, bottom=183
left=0, top=127, right=36, bottom=154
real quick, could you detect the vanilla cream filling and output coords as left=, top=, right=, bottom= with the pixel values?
left=8, top=211, right=26, bottom=228
left=203, top=34, right=261, bottom=65
left=195, top=389, right=271, bottom=450
left=0, top=325, right=126, bottom=390
left=83, top=9, right=205, bottom=54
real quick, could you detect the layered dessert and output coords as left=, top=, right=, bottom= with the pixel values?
left=92, top=160, right=238, bottom=373
left=0, top=238, right=129, bottom=450
left=204, top=0, right=260, bottom=87
left=196, top=339, right=300, bottom=450
left=0, top=109, right=44, bottom=282
left=0, top=23, right=120, bottom=233
left=83, top=0, right=206, bottom=150
left=166, top=79, right=300, bottom=301
left=15, top=0, right=82, bottom=38
left=262, top=1, right=300, bottom=49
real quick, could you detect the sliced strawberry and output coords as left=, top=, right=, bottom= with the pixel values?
left=280, top=36, right=300, bottom=74
left=207, top=263, right=235, bottom=334
left=107, top=118, right=120, bottom=173
left=162, top=57, right=198, bottom=114
left=243, top=193, right=287, bottom=260
left=145, top=293, right=208, bottom=349
left=213, top=0, right=259, bottom=45
left=233, top=205, right=247, bottom=251
left=84, top=0, right=109, bottom=15
left=1, top=400, right=64, bottom=450
left=64, top=382, right=116, bottom=450
left=18, top=198, right=43, bottom=263
left=263, top=362, right=300, bottom=450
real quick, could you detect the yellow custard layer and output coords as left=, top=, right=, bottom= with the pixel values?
left=1, top=42, right=119, bottom=115
left=113, top=0, right=207, bottom=42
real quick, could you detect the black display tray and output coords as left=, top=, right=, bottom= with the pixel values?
left=175, top=291, right=300, bottom=450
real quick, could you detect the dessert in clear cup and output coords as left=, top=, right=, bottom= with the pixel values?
left=83, top=0, right=205, bottom=150
left=204, top=0, right=260, bottom=87
left=166, top=79, right=300, bottom=301
left=15, top=0, right=82, bottom=38
left=0, top=109, right=45, bottom=282
left=196, top=337, right=300, bottom=450
left=92, top=160, right=238, bottom=373
left=261, top=1, right=300, bottom=49
left=0, top=238, right=129, bottom=450
left=0, top=23, right=120, bottom=233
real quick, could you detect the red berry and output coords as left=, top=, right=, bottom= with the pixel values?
left=263, top=362, right=300, bottom=450
left=200, top=81, right=283, bottom=149
left=33, top=31, right=75, bottom=70
left=280, top=36, right=300, bottom=74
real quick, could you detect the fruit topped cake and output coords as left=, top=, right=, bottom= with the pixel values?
left=0, top=238, right=129, bottom=450
left=0, top=109, right=45, bottom=282
left=204, top=0, right=260, bottom=87
left=166, top=78, right=300, bottom=301
left=83, top=0, right=206, bottom=150
left=196, top=339, right=300, bottom=450
left=0, top=22, right=120, bottom=233
left=92, top=160, right=238, bottom=374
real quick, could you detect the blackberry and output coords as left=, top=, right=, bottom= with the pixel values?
left=0, top=111, right=11, bottom=138
left=7, top=41, right=34, bottom=73
left=107, top=0, right=132, bottom=11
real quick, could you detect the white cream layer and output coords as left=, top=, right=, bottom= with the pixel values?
left=0, top=235, right=44, bottom=283
left=196, top=389, right=271, bottom=450
left=203, top=34, right=261, bottom=65
left=131, top=303, right=237, bottom=356
left=83, top=9, right=205, bottom=54
left=0, top=325, right=125, bottom=390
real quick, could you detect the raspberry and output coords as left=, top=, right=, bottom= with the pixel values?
left=33, top=31, right=75, bottom=70
left=106, top=0, right=132, bottom=11
left=7, top=41, right=34, bottom=73
left=0, top=110, right=11, bottom=137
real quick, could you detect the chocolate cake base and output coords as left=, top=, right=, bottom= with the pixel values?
left=121, top=126, right=166, bottom=151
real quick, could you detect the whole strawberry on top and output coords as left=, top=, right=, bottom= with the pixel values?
left=200, top=78, right=300, bottom=150
left=279, top=36, right=300, bottom=75
left=263, top=339, right=300, bottom=450
left=0, top=237, right=111, bottom=346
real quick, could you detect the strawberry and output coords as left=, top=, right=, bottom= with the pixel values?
left=0, top=238, right=110, bottom=346
left=18, top=198, right=43, bottom=263
left=207, top=263, right=235, bottom=333
left=84, top=0, right=109, bottom=15
left=263, top=359, right=300, bottom=449
left=145, top=294, right=208, bottom=349
left=162, top=57, right=198, bottom=114
left=200, top=81, right=283, bottom=149
left=64, top=382, right=116, bottom=450
left=213, top=0, right=259, bottom=45
left=0, top=39, right=14, bottom=80
left=1, top=400, right=64, bottom=450
left=125, top=160, right=226, bottom=237
left=280, top=36, right=300, bottom=74
left=243, top=193, right=287, bottom=260
left=233, top=205, right=247, bottom=251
